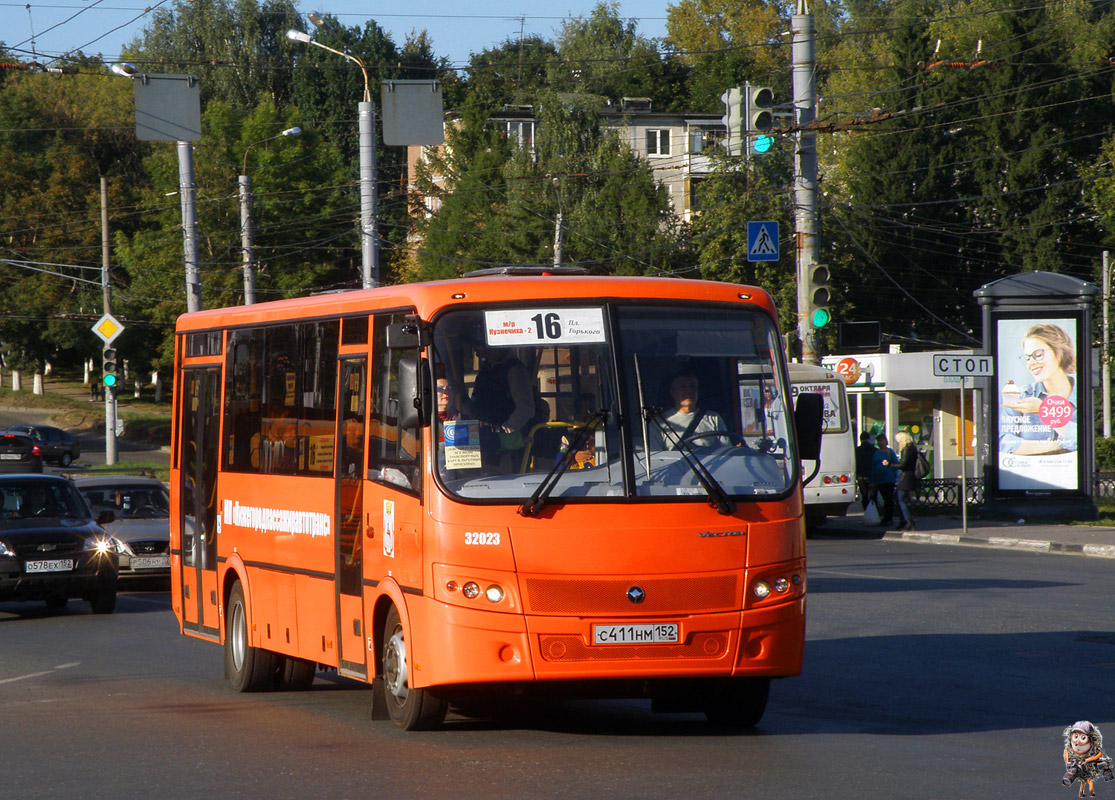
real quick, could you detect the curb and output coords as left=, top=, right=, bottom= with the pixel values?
left=882, top=530, right=1115, bottom=559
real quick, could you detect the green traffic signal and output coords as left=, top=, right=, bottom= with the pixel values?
left=812, top=308, right=832, bottom=328
left=102, top=347, right=118, bottom=388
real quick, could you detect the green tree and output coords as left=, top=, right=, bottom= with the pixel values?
left=664, top=0, right=789, bottom=110
left=412, top=93, right=675, bottom=279
left=0, top=68, right=144, bottom=374
left=463, top=37, right=559, bottom=111
left=113, top=99, right=350, bottom=369
left=126, top=0, right=303, bottom=108
left=549, top=2, right=687, bottom=111
left=289, top=14, right=446, bottom=285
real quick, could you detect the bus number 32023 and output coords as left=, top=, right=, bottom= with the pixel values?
left=465, top=531, right=501, bottom=546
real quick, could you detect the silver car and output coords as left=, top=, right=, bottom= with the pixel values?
left=72, top=476, right=169, bottom=584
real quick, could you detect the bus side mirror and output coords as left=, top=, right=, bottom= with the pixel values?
left=794, top=392, right=823, bottom=461
left=397, top=357, right=429, bottom=429
left=386, top=321, right=429, bottom=349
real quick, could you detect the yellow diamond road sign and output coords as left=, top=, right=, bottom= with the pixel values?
left=92, top=313, right=124, bottom=345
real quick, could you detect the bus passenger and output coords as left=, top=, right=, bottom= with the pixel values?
left=647, top=370, right=728, bottom=450
left=466, top=345, right=535, bottom=472
left=436, top=377, right=460, bottom=434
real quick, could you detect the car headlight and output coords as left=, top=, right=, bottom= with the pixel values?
left=0, top=540, right=14, bottom=558
left=84, top=536, right=127, bottom=555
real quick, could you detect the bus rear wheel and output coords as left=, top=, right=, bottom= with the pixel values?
left=381, top=605, right=447, bottom=730
left=225, top=580, right=275, bottom=692
left=703, top=677, right=770, bottom=728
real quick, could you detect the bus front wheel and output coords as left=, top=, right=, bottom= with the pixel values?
left=703, top=677, right=770, bottom=728
left=381, top=605, right=447, bottom=730
left=225, top=581, right=275, bottom=692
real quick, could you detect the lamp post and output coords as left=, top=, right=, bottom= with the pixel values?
left=287, top=25, right=379, bottom=289
left=239, top=126, right=302, bottom=305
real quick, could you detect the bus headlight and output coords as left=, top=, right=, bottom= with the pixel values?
left=485, top=584, right=504, bottom=603
left=462, top=581, right=480, bottom=599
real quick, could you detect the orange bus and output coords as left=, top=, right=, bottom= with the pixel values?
left=170, top=268, right=822, bottom=730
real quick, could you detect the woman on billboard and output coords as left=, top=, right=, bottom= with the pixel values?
left=999, top=323, right=1077, bottom=455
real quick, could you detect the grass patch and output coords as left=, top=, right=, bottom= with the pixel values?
left=81, top=462, right=170, bottom=482
left=0, top=373, right=171, bottom=443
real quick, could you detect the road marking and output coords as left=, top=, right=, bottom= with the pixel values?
left=0, top=662, right=79, bottom=685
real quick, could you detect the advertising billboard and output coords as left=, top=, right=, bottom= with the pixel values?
left=994, top=314, right=1081, bottom=492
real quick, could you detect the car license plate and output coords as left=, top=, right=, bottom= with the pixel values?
left=25, top=559, right=74, bottom=573
left=0, top=453, right=20, bottom=460
left=130, top=555, right=170, bottom=570
left=593, top=623, right=679, bottom=645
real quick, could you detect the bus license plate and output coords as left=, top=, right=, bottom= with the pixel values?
left=130, top=556, right=170, bottom=570
left=593, top=623, right=679, bottom=645
left=25, top=559, right=73, bottom=573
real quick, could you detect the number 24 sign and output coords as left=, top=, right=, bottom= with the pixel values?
left=484, top=308, right=606, bottom=346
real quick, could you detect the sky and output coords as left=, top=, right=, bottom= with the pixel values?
left=0, top=1, right=672, bottom=69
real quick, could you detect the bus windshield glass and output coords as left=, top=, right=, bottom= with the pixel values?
left=430, top=303, right=795, bottom=501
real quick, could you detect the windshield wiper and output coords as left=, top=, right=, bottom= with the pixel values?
left=643, top=407, right=736, bottom=516
left=519, top=410, right=607, bottom=517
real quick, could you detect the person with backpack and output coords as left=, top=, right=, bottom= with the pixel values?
left=893, top=430, right=919, bottom=531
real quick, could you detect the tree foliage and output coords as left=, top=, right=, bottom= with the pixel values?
left=4, top=0, right=1115, bottom=380
left=411, top=93, right=675, bottom=279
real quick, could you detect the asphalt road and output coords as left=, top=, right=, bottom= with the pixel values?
left=0, top=537, right=1104, bottom=799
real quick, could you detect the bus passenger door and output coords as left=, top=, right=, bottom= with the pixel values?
left=179, top=366, right=222, bottom=640
left=365, top=312, right=424, bottom=594
left=336, top=357, right=368, bottom=679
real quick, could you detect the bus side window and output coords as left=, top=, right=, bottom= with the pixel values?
left=368, top=312, right=421, bottom=494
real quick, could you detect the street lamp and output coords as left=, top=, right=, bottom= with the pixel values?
left=287, top=23, right=379, bottom=288
left=239, top=126, right=302, bottom=305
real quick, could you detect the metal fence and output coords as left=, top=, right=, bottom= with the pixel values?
left=909, top=478, right=984, bottom=509
left=905, top=474, right=1115, bottom=509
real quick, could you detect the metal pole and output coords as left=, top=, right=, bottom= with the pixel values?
left=792, top=0, right=819, bottom=364
left=178, top=141, right=201, bottom=312
left=238, top=174, right=256, bottom=305
left=100, top=176, right=117, bottom=466
left=960, top=378, right=967, bottom=534
left=1104, top=250, right=1111, bottom=438
left=358, top=100, right=379, bottom=289
left=553, top=210, right=564, bottom=268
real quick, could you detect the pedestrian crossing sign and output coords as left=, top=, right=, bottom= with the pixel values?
left=747, top=221, right=779, bottom=262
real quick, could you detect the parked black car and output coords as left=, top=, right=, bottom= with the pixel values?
left=0, top=475, right=119, bottom=613
left=0, top=433, right=43, bottom=474
left=5, top=425, right=81, bottom=467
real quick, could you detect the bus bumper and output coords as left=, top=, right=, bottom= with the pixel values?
left=407, top=595, right=804, bottom=688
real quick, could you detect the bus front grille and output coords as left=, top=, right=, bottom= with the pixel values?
left=523, top=574, right=738, bottom=615
left=539, top=633, right=728, bottom=662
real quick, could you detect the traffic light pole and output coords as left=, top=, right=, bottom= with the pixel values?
left=792, top=0, right=820, bottom=364
left=100, top=177, right=118, bottom=465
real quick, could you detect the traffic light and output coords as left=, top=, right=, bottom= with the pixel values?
left=720, top=86, right=743, bottom=156
left=102, top=347, right=118, bottom=388
left=808, top=264, right=831, bottom=328
left=745, top=83, right=774, bottom=156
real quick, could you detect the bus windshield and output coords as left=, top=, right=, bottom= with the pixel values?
left=431, top=303, right=795, bottom=502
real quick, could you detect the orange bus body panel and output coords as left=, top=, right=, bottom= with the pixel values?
left=170, top=274, right=805, bottom=708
